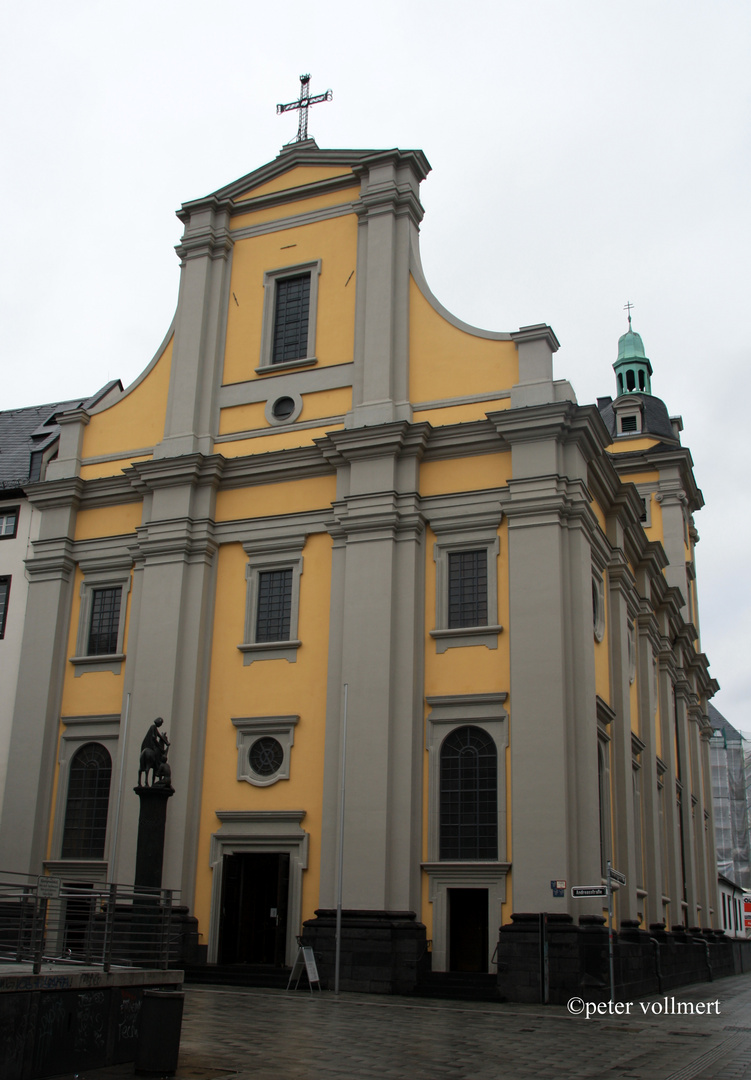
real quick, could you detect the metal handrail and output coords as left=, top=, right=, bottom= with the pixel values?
left=0, top=871, right=181, bottom=974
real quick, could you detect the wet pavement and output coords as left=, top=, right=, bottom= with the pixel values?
left=53, top=972, right=751, bottom=1080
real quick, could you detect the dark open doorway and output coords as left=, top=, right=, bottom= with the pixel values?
left=218, top=852, right=290, bottom=965
left=448, top=888, right=488, bottom=972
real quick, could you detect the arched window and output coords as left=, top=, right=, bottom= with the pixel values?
left=440, top=726, right=497, bottom=860
left=61, top=743, right=112, bottom=859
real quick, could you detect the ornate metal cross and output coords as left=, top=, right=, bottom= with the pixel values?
left=623, top=300, right=635, bottom=328
left=277, top=74, right=332, bottom=143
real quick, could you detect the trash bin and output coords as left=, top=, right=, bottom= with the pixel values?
left=135, top=989, right=185, bottom=1075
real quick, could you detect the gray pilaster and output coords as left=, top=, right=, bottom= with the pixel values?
left=154, top=199, right=234, bottom=459
left=606, top=553, right=639, bottom=922
left=635, top=604, right=663, bottom=926
left=346, top=152, right=429, bottom=429
left=316, top=423, right=428, bottom=913
left=112, top=455, right=221, bottom=904
left=0, top=480, right=83, bottom=872
left=673, top=679, right=699, bottom=923
left=492, top=404, right=605, bottom=913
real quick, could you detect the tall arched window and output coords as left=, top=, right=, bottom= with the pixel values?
left=61, top=743, right=112, bottom=859
left=440, top=726, right=497, bottom=860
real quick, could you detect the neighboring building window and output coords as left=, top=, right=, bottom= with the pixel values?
left=238, top=536, right=305, bottom=664
left=0, top=576, right=10, bottom=638
left=0, top=507, right=19, bottom=539
left=258, top=261, right=322, bottom=372
left=256, top=569, right=292, bottom=642
left=87, top=587, right=122, bottom=655
left=61, top=742, right=112, bottom=859
left=439, top=725, right=498, bottom=860
left=272, top=274, right=311, bottom=364
left=448, top=550, right=487, bottom=629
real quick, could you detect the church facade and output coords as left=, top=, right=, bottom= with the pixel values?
left=0, top=139, right=718, bottom=987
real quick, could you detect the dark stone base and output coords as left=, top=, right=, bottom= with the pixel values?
left=301, top=909, right=428, bottom=994
left=0, top=969, right=182, bottom=1080
left=496, top=912, right=751, bottom=1005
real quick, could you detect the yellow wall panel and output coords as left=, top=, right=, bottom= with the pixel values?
left=74, top=504, right=142, bottom=542
left=194, top=534, right=333, bottom=932
left=409, top=278, right=518, bottom=404
left=215, top=475, right=336, bottom=522
left=235, top=166, right=355, bottom=200
left=223, top=216, right=357, bottom=386
left=80, top=455, right=153, bottom=481
left=420, top=454, right=511, bottom=497
left=414, top=399, right=510, bottom=425
left=231, top=187, right=359, bottom=229
left=83, top=337, right=173, bottom=458
left=216, top=424, right=344, bottom=457
left=607, top=437, right=659, bottom=454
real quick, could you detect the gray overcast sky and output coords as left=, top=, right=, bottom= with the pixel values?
left=2, top=0, right=748, bottom=721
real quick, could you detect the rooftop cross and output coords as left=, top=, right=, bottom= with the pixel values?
left=277, top=74, right=333, bottom=143
left=623, top=300, right=635, bottom=329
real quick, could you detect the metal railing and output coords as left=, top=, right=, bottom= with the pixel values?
left=0, top=871, right=181, bottom=973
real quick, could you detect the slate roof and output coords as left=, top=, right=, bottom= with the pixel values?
left=597, top=392, right=678, bottom=442
left=0, top=381, right=121, bottom=494
left=709, top=702, right=743, bottom=743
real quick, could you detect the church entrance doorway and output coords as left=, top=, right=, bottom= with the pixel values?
left=218, top=853, right=290, bottom=965
left=448, top=888, right=488, bottom=972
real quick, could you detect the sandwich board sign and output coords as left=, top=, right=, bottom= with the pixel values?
left=287, top=945, right=321, bottom=992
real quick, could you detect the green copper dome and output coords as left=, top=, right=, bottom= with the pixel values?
left=613, top=317, right=652, bottom=396
left=617, top=328, right=647, bottom=363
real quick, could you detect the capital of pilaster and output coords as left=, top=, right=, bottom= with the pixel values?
left=316, top=422, right=431, bottom=469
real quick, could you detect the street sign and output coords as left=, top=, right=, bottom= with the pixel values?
left=609, top=868, right=626, bottom=885
left=571, top=886, right=608, bottom=898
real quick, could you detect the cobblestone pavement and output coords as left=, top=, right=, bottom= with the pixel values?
left=55, top=973, right=751, bottom=1080
left=174, top=975, right=751, bottom=1080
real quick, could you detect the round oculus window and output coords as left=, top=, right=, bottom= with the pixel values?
left=272, top=396, right=296, bottom=421
left=249, top=736, right=284, bottom=777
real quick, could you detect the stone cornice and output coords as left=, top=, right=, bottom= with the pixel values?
left=315, top=421, right=431, bottom=467
left=488, top=401, right=611, bottom=463
left=125, top=454, right=225, bottom=494
left=330, top=491, right=425, bottom=542
left=24, top=475, right=85, bottom=511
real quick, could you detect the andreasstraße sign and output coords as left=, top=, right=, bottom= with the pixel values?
left=571, top=885, right=608, bottom=898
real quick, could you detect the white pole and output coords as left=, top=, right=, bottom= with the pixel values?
left=334, top=683, right=348, bottom=995
left=607, top=860, right=615, bottom=1001
left=108, top=691, right=131, bottom=880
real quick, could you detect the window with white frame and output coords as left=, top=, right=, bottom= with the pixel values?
left=0, top=506, right=19, bottom=539
left=257, top=261, right=322, bottom=373
left=238, top=536, right=305, bottom=664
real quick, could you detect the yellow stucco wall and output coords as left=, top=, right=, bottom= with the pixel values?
left=222, top=215, right=357, bottom=386
left=81, top=337, right=173, bottom=467
left=409, top=278, right=518, bottom=405
left=194, top=531, right=333, bottom=932
left=61, top=567, right=132, bottom=717
left=215, top=476, right=336, bottom=523
left=235, top=165, right=355, bottom=201
left=218, top=385, right=352, bottom=438
left=73, top=504, right=143, bottom=542
left=231, top=186, right=359, bottom=230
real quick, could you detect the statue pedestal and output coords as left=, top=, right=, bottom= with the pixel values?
left=133, top=784, right=174, bottom=890
left=132, top=784, right=175, bottom=965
